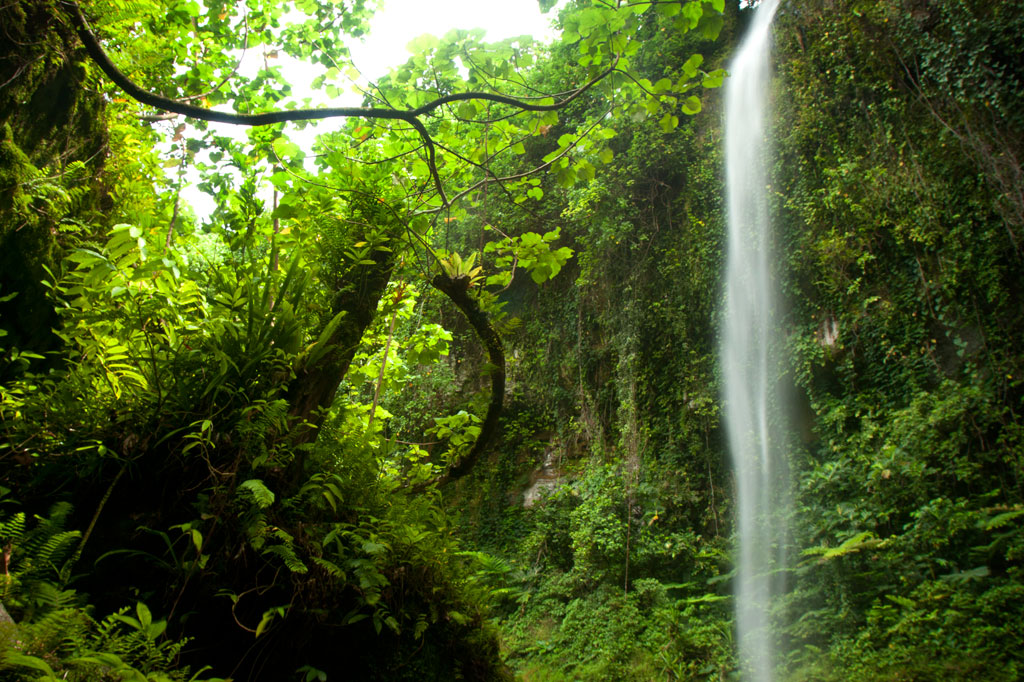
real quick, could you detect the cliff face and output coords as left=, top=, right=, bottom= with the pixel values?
left=771, top=3, right=1024, bottom=677
left=451, top=1, right=1024, bottom=679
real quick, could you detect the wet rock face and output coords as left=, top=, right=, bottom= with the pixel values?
left=523, top=445, right=564, bottom=508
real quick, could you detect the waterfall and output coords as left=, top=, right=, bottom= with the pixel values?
left=722, top=1, right=785, bottom=680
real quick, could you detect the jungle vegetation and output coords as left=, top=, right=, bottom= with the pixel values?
left=1, top=0, right=1022, bottom=680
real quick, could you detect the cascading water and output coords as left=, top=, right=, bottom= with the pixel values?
left=722, top=1, right=785, bottom=680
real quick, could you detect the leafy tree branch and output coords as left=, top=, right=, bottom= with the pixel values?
left=62, top=0, right=616, bottom=208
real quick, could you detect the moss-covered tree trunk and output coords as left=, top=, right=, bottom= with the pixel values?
left=0, top=0, right=108, bottom=364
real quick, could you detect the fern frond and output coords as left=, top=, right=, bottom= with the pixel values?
left=35, top=530, right=81, bottom=569
left=0, top=511, right=26, bottom=542
left=983, top=508, right=1024, bottom=530
left=311, top=556, right=346, bottom=580
left=26, top=581, right=80, bottom=610
left=262, top=544, right=308, bottom=574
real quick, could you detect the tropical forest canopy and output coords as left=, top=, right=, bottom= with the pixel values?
left=0, top=0, right=1022, bottom=680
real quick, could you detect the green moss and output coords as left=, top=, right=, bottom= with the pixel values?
left=0, top=123, right=58, bottom=358
left=0, top=0, right=108, bottom=360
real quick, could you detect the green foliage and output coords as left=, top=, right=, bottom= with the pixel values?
left=419, top=4, right=739, bottom=678
left=430, top=410, right=483, bottom=466
left=237, top=479, right=275, bottom=509
left=485, top=228, right=575, bottom=285
left=439, top=251, right=484, bottom=287
left=7, top=0, right=1021, bottom=679
left=0, top=506, right=222, bottom=682
left=0, top=503, right=81, bottom=619
left=421, top=0, right=1024, bottom=679
left=771, top=0, right=1024, bottom=677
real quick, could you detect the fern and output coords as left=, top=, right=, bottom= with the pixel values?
left=32, top=530, right=80, bottom=573
left=262, top=543, right=309, bottom=575
left=0, top=511, right=26, bottom=544
left=16, top=504, right=81, bottom=581
left=1, top=602, right=217, bottom=682
left=24, top=581, right=79, bottom=611
left=299, top=473, right=347, bottom=514
left=802, top=530, right=883, bottom=561
left=0, top=505, right=81, bottom=615
left=311, top=556, right=346, bottom=580
left=0, top=608, right=92, bottom=675
left=92, top=604, right=189, bottom=677
left=90, top=0, right=162, bottom=26
left=982, top=507, right=1024, bottom=530
left=236, top=398, right=290, bottom=468
left=238, top=479, right=275, bottom=509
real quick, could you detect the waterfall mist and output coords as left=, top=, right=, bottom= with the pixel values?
left=722, top=0, right=786, bottom=679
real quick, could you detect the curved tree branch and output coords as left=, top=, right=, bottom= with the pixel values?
left=406, top=116, right=448, bottom=206
left=412, top=274, right=505, bottom=491
left=62, top=0, right=615, bottom=206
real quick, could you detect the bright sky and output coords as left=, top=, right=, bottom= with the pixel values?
left=179, top=0, right=559, bottom=218
left=351, top=0, right=558, bottom=79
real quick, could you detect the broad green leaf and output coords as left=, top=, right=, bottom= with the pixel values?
left=136, top=602, right=152, bottom=628
left=681, top=0, right=703, bottom=28
left=682, top=53, right=704, bottom=79
left=272, top=137, right=301, bottom=161
left=698, top=13, right=725, bottom=40
left=191, top=528, right=204, bottom=553
left=702, top=69, right=726, bottom=89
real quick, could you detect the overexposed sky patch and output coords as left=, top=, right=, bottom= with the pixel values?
left=350, top=0, right=557, bottom=79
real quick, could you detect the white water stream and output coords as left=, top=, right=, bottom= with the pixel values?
left=722, top=1, right=785, bottom=680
